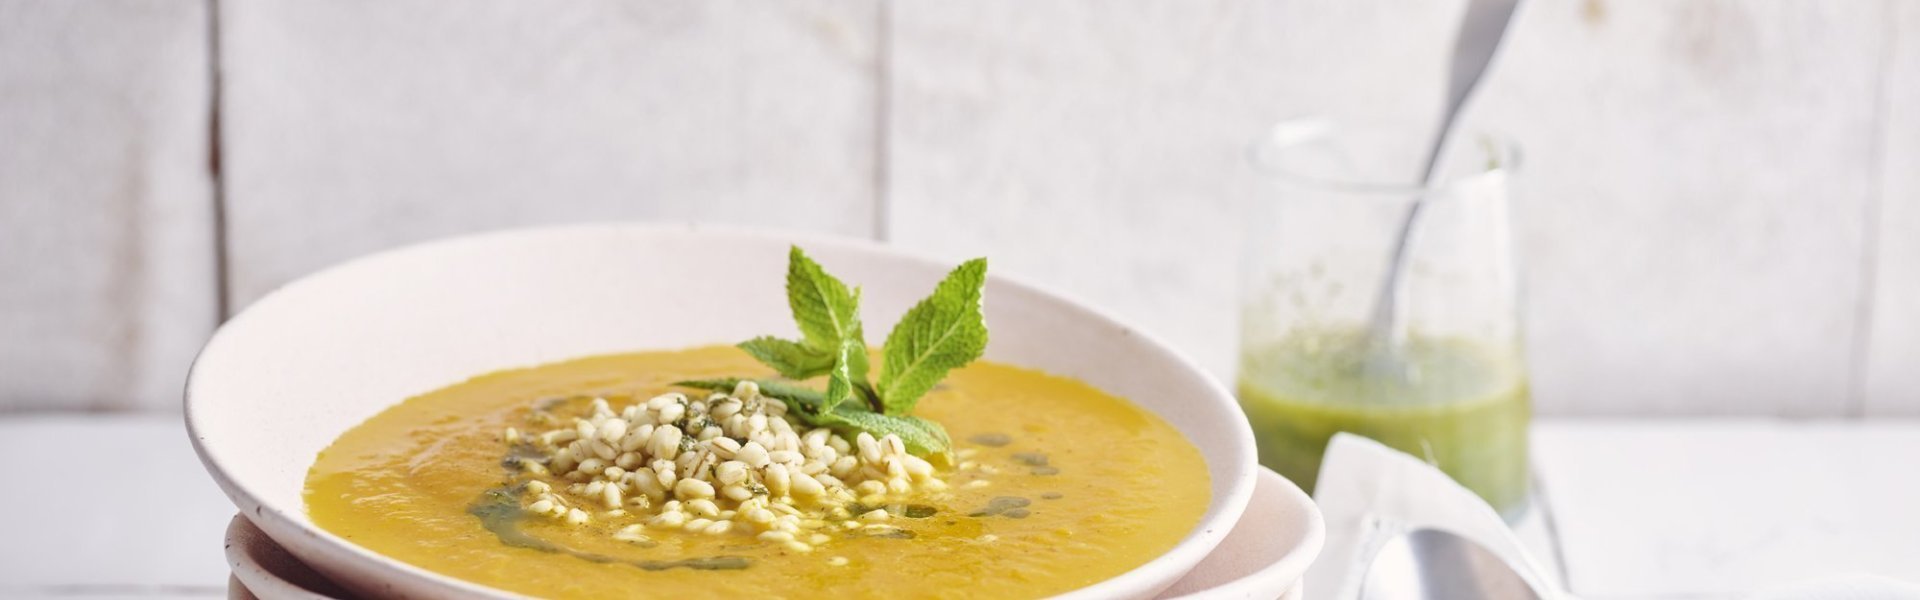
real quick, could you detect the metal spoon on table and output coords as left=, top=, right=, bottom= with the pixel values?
left=1364, top=0, right=1523, bottom=364
left=1359, top=528, right=1545, bottom=600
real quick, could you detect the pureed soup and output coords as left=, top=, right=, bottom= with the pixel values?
left=307, top=347, right=1208, bottom=598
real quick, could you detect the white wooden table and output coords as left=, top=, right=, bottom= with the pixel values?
left=2, top=415, right=1915, bottom=599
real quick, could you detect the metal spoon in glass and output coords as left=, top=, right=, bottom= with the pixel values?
left=1359, top=528, right=1545, bottom=600
left=1365, top=0, right=1522, bottom=365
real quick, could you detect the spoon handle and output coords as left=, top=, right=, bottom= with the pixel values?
left=1366, top=0, right=1522, bottom=359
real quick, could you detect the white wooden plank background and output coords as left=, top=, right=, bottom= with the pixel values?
left=0, top=0, right=1917, bottom=416
left=1463, top=0, right=1890, bottom=416
left=1865, top=0, right=1920, bottom=417
left=0, top=0, right=216, bottom=411
left=217, top=0, right=882, bottom=309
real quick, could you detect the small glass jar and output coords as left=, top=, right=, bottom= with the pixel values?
left=1238, top=118, right=1530, bottom=517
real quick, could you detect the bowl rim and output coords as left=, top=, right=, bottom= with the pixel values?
left=186, top=221, right=1259, bottom=599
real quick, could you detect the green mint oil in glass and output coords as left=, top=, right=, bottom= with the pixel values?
left=1241, top=119, right=1530, bottom=516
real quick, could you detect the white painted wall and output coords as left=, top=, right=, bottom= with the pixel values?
left=1, top=0, right=1914, bottom=415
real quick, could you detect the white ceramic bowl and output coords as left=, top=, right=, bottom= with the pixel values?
left=188, top=223, right=1268, bottom=599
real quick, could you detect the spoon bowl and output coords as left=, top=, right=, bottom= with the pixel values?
left=1360, top=528, right=1543, bottom=600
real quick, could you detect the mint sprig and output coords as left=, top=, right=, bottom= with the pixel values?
left=675, top=247, right=988, bottom=460
left=738, top=247, right=879, bottom=411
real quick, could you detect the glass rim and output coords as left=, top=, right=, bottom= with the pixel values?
left=1247, top=117, right=1523, bottom=197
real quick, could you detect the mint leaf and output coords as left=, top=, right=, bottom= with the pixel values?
left=786, top=246, right=857, bottom=347
left=672, top=378, right=739, bottom=393
left=737, top=336, right=834, bottom=379
left=820, top=340, right=857, bottom=413
left=816, top=409, right=953, bottom=459
left=842, top=326, right=872, bottom=392
left=875, top=259, right=988, bottom=414
left=781, top=246, right=872, bottom=387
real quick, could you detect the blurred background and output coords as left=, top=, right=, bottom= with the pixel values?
left=2, top=0, right=1918, bottom=597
